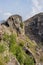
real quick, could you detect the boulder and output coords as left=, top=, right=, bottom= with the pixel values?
left=1, top=15, right=23, bottom=34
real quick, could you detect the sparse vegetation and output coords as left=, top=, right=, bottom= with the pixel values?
left=8, top=34, right=35, bottom=65
left=0, top=55, right=5, bottom=65
left=4, top=56, right=10, bottom=63
left=19, top=39, right=25, bottom=47
left=0, top=44, right=5, bottom=53
left=3, top=33, right=9, bottom=41
left=10, top=43, right=34, bottom=65
left=24, top=54, right=34, bottom=65
left=0, top=61, right=5, bottom=65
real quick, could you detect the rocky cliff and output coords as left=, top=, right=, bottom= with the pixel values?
left=1, top=15, right=23, bottom=33
left=0, top=13, right=43, bottom=65
left=24, top=13, right=43, bottom=43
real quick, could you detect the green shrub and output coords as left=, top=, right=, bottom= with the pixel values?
left=24, top=54, right=34, bottom=65
left=0, top=45, right=5, bottom=53
left=10, top=44, right=25, bottom=64
left=3, top=33, right=9, bottom=41
left=3, top=33, right=34, bottom=65
left=9, top=34, right=17, bottom=49
left=19, top=39, right=25, bottom=47
left=9, top=34, right=16, bottom=44
left=3, top=33, right=17, bottom=47
left=10, top=43, right=34, bottom=65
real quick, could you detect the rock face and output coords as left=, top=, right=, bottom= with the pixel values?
left=24, top=13, right=43, bottom=43
left=7, top=15, right=22, bottom=28
left=1, top=13, right=43, bottom=43
left=1, top=15, right=23, bottom=34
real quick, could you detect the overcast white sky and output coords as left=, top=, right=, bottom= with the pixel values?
left=0, top=0, right=43, bottom=21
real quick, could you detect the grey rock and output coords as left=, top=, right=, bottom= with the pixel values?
left=24, top=12, right=43, bottom=43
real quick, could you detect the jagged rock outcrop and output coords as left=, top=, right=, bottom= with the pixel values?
left=24, top=13, right=43, bottom=43
left=1, top=13, right=43, bottom=42
left=1, top=15, right=23, bottom=34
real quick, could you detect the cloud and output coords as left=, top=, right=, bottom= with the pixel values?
left=4, top=12, right=12, bottom=17
left=3, top=12, right=12, bottom=20
left=0, top=10, right=3, bottom=13
left=32, top=0, right=42, bottom=10
left=32, top=0, right=42, bottom=15
left=31, top=7, right=40, bottom=15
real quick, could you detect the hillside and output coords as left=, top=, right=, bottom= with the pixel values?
left=24, top=13, right=43, bottom=43
left=0, top=13, right=43, bottom=65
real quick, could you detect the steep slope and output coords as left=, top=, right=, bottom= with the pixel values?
left=0, top=14, right=43, bottom=65
left=0, top=15, right=35, bottom=65
left=24, top=13, right=43, bottom=65
left=24, top=13, right=43, bottom=43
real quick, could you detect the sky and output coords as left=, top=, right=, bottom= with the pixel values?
left=0, top=0, right=43, bottom=21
